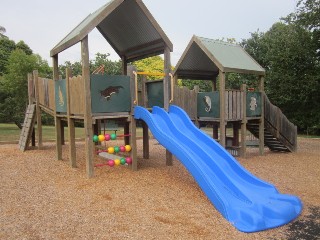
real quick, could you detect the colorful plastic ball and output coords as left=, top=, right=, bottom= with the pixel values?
left=108, top=160, right=115, bottom=167
left=107, top=147, right=115, bottom=154
left=104, top=134, right=111, bottom=141
left=110, top=133, right=117, bottom=140
left=125, top=157, right=132, bottom=164
left=114, top=159, right=121, bottom=166
left=98, top=134, right=105, bottom=142
left=120, top=157, right=126, bottom=165
left=114, top=146, right=120, bottom=153
left=93, top=135, right=99, bottom=142
left=119, top=146, right=126, bottom=152
left=125, top=145, right=132, bottom=152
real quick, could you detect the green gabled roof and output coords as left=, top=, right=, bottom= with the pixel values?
left=50, top=0, right=173, bottom=62
left=174, top=35, right=265, bottom=79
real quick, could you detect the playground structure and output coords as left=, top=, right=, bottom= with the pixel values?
left=19, top=0, right=301, bottom=233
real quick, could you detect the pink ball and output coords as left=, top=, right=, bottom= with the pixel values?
left=108, top=160, right=115, bottom=167
left=119, top=146, right=126, bottom=152
left=125, top=157, right=132, bottom=164
left=104, top=134, right=111, bottom=141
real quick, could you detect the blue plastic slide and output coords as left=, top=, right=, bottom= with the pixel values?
left=134, top=105, right=302, bottom=232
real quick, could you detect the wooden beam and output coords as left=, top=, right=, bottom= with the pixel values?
left=53, top=55, right=62, bottom=160
left=258, top=76, right=265, bottom=155
left=82, top=36, right=94, bottom=178
left=121, top=56, right=127, bottom=75
left=219, top=71, right=226, bottom=148
left=66, top=67, right=77, bottom=168
left=33, top=70, right=43, bottom=149
left=240, top=84, right=247, bottom=158
left=164, top=46, right=173, bottom=166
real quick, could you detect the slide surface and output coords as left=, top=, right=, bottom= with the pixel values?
left=134, top=105, right=302, bottom=232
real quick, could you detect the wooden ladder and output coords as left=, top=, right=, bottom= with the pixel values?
left=18, top=104, right=36, bottom=151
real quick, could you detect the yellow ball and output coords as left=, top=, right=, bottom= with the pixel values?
left=98, top=134, right=105, bottom=142
left=108, top=147, right=115, bottom=154
left=125, top=145, right=132, bottom=152
left=114, top=159, right=121, bottom=166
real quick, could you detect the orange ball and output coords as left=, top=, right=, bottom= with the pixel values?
left=98, top=134, right=105, bottom=142
left=125, top=145, right=132, bottom=152
left=114, top=159, right=121, bottom=166
left=107, top=147, right=115, bottom=154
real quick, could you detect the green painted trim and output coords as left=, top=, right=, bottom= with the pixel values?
left=91, top=75, right=131, bottom=113
left=55, top=79, right=67, bottom=113
left=197, top=92, right=220, bottom=118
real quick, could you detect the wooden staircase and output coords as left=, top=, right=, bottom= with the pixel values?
left=18, top=104, right=36, bottom=151
left=247, top=94, right=297, bottom=152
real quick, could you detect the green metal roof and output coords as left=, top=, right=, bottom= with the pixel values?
left=174, top=35, right=265, bottom=79
left=50, top=0, right=173, bottom=61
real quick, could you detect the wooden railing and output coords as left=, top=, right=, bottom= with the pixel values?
left=69, top=75, right=84, bottom=115
left=264, top=93, right=297, bottom=152
left=172, top=85, right=197, bottom=120
left=36, top=77, right=55, bottom=113
left=225, top=90, right=243, bottom=120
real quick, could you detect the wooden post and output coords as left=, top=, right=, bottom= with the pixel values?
left=258, top=75, right=265, bottom=155
left=61, top=122, right=65, bottom=145
left=129, top=67, right=137, bottom=171
left=163, top=46, right=171, bottom=111
left=219, top=71, right=226, bottom=147
left=213, top=123, right=219, bottom=140
left=31, top=128, right=35, bottom=147
left=82, top=36, right=94, bottom=178
left=122, top=56, right=127, bottom=75
left=240, top=84, right=247, bottom=157
left=194, top=85, right=200, bottom=127
left=33, top=70, right=43, bottom=149
left=141, top=75, right=147, bottom=108
left=142, top=121, right=149, bottom=159
left=53, top=55, right=62, bottom=160
left=66, top=67, right=76, bottom=168
left=233, top=122, right=240, bottom=146
left=27, top=73, right=33, bottom=105
left=164, top=46, right=172, bottom=166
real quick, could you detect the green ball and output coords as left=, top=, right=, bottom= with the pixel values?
left=93, top=135, right=99, bottom=142
left=114, top=146, right=120, bottom=153
left=120, top=157, right=126, bottom=165
left=110, top=133, right=117, bottom=140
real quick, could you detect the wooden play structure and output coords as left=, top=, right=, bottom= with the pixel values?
left=20, top=0, right=297, bottom=178
left=172, top=36, right=297, bottom=156
left=20, top=0, right=173, bottom=177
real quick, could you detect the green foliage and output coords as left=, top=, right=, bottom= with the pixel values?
left=133, top=56, right=165, bottom=80
left=0, top=37, right=16, bottom=75
left=90, top=53, right=122, bottom=75
left=0, top=49, right=51, bottom=127
left=16, top=41, right=33, bottom=55
left=59, top=53, right=122, bottom=78
left=242, top=21, right=320, bottom=132
left=178, top=79, right=212, bottom=92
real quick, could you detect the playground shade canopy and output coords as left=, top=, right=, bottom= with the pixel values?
left=50, top=0, right=172, bottom=61
left=174, top=35, right=265, bottom=80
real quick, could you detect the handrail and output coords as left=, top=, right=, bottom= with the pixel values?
left=133, top=71, right=138, bottom=105
left=136, top=71, right=165, bottom=77
left=263, top=93, right=297, bottom=151
left=169, top=73, right=174, bottom=103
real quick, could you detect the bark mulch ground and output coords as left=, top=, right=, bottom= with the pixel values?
left=0, top=137, right=319, bottom=239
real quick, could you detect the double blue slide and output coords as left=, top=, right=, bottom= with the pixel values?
left=134, top=105, right=302, bottom=232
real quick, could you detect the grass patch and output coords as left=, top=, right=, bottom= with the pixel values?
left=0, top=123, right=85, bottom=142
left=0, top=123, right=143, bottom=143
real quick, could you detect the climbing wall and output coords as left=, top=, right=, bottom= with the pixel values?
left=18, top=104, right=36, bottom=151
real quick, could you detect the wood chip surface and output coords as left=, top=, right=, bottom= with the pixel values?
left=0, top=137, right=319, bottom=239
